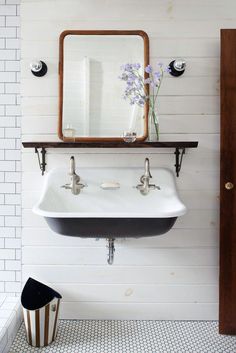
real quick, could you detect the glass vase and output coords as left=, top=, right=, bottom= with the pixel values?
left=148, top=106, right=159, bottom=141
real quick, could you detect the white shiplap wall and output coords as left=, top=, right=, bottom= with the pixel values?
left=21, top=0, right=232, bottom=319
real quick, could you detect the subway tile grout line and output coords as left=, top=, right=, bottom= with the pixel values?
left=0, top=2, right=21, bottom=295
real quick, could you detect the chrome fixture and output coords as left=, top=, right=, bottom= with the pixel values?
left=30, top=60, right=47, bottom=77
left=122, top=131, right=137, bottom=143
left=107, top=238, right=115, bottom=265
left=136, top=158, right=160, bottom=195
left=169, top=59, right=186, bottom=77
left=61, top=156, right=86, bottom=195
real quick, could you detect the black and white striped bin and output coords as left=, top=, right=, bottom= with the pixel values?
left=21, top=277, right=62, bottom=347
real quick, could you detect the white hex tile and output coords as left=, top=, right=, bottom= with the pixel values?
left=8, top=320, right=236, bottom=353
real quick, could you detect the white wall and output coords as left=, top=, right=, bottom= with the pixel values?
left=0, top=0, right=21, bottom=295
left=21, top=0, right=230, bottom=319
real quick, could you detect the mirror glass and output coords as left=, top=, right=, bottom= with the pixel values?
left=60, top=32, right=148, bottom=141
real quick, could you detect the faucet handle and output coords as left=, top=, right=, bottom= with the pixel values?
left=144, top=158, right=152, bottom=178
left=61, top=183, right=71, bottom=190
left=69, top=156, right=76, bottom=175
left=150, top=184, right=161, bottom=190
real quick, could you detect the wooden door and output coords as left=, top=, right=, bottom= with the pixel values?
left=220, top=29, right=236, bottom=334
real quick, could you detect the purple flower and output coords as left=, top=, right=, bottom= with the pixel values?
left=164, top=66, right=171, bottom=73
left=119, top=72, right=129, bottom=81
left=138, top=98, right=145, bottom=106
left=144, top=78, right=152, bottom=84
left=124, top=63, right=133, bottom=71
left=153, top=79, right=161, bottom=87
left=154, top=71, right=161, bottom=79
left=133, top=63, right=141, bottom=70
left=128, top=73, right=136, bottom=81
left=130, top=98, right=135, bottom=105
left=120, top=61, right=167, bottom=108
left=145, top=64, right=153, bottom=73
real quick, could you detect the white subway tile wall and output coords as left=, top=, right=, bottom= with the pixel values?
left=0, top=0, right=21, bottom=295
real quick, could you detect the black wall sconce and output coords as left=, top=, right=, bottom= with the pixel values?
left=30, top=60, right=47, bottom=77
left=169, top=59, right=186, bottom=77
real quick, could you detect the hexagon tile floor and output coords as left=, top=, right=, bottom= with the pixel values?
left=9, top=320, right=236, bottom=353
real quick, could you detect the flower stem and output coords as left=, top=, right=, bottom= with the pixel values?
left=152, top=110, right=159, bottom=140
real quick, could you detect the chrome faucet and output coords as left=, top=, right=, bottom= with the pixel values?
left=62, top=156, right=86, bottom=195
left=136, top=158, right=160, bottom=195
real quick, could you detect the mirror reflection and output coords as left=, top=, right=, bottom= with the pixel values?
left=60, top=32, right=148, bottom=141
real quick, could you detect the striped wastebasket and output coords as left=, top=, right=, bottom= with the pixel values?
left=21, top=277, right=62, bottom=347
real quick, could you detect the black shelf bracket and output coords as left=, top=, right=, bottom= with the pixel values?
left=35, top=147, right=47, bottom=175
left=174, top=147, right=185, bottom=177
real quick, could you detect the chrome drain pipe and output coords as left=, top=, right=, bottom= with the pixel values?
left=107, top=238, right=115, bottom=265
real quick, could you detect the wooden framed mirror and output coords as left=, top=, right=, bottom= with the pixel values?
left=58, top=30, right=149, bottom=142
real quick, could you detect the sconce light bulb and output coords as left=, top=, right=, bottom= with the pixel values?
left=30, top=61, right=43, bottom=73
left=30, top=60, right=47, bottom=77
left=173, top=59, right=186, bottom=72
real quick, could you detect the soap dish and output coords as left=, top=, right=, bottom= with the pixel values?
left=100, top=181, right=120, bottom=190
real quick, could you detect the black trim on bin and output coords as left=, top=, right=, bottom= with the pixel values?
left=21, top=278, right=62, bottom=311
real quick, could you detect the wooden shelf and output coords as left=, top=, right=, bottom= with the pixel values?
left=22, top=141, right=198, bottom=149
left=22, top=141, right=198, bottom=177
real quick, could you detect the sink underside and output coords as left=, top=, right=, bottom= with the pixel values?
left=45, top=217, right=177, bottom=238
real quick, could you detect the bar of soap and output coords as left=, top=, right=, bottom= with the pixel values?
left=100, top=181, right=120, bottom=190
